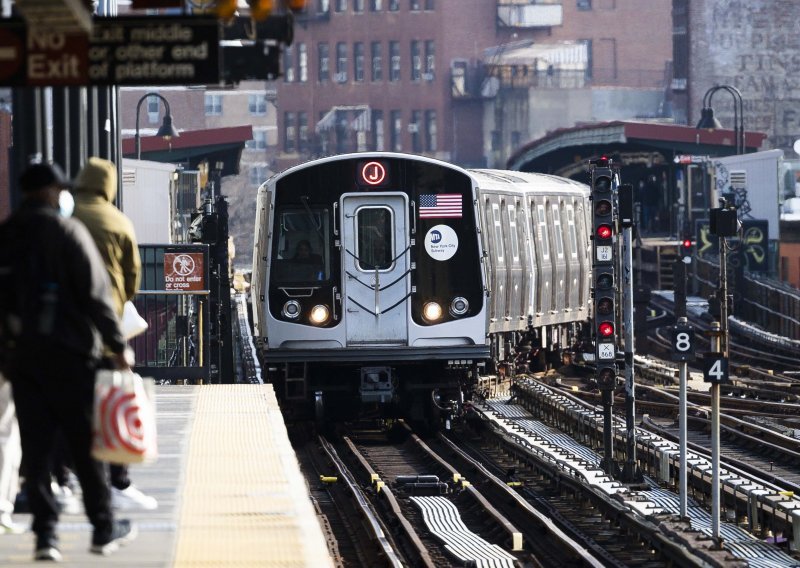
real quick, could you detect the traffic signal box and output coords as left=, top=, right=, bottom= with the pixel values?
left=591, top=163, right=618, bottom=390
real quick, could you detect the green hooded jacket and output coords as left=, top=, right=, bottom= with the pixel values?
left=72, top=158, right=141, bottom=317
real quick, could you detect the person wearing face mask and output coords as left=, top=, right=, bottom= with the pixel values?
left=71, top=157, right=156, bottom=513
left=0, top=162, right=137, bottom=561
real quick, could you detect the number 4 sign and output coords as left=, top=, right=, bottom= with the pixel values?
left=703, top=353, right=729, bottom=383
left=669, top=324, right=695, bottom=362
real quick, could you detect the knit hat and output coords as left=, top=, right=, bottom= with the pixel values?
left=74, top=157, right=118, bottom=202
left=19, top=163, right=72, bottom=192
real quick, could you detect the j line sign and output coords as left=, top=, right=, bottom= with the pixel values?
left=0, top=16, right=220, bottom=86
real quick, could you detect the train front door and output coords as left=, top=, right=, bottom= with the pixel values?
left=341, top=194, right=410, bottom=345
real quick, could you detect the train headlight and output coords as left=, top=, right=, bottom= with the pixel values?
left=422, top=301, right=443, bottom=322
left=282, top=300, right=301, bottom=320
left=309, top=304, right=330, bottom=325
left=449, top=297, right=469, bottom=317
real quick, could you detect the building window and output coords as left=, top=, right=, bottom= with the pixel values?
left=335, top=0, right=347, bottom=11
left=246, top=129, right=268, bottom=149
left=298, top=112, right=309, bottom=154
left=577, top=0, right=591, bottom=10
left=511, top=130, right=521, bottom=148
left=354, top=42, right=365, bottom=82
left=410, top=110, right=421, bottom=152
left=491, top=130, right=501, bottom=151
left=284, top=112, right=296, bottom=153
left=318, top=42, right=329, bottom=82
left=410, top=40, right=421, bottom=81
left=388, top=0, right=398, bottom=11
left=424, top=40, right=435, bottom=80
left=372, top=109, right=384, bottom=150
left=410, top=0, right=420, bottom=10
left=248, top=94, right=266, bottom=115
left=424, top=0, right=434, bottom=9
left=353, top=0, right=364, bottom=11
left=316, top=0, right=330, bottom=12
left=298, top=43, right=308, bottom=83
left=204, top=94, right=222, bottom=116
left=283, top=45, right=295, bottom=82
left=336, top=42, right=348, bottom=82
left=390, top=110, right=402, bottom=151
left=370, top=0, right=382, bottom=9
left=249, top=166, right=267, bottom=186
left=335, top=109, right=348, bottom=153
left=389, top=41, right=400, bottom=82
left=425, top=110, right=436, bottom=151
left=147, top=94, right=159, bottom=124
left=371, top=41, right=382, bottom=81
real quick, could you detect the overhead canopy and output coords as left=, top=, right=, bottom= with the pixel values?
left=121, top=125, right=252, bottom=177
left=485, top=40, right=587, bottom=72
left=316, top=105, right=371, bottom=133
left=507, top=120, right=768, bottom=176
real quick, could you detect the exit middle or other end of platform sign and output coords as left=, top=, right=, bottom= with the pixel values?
left=0, top=15, right=220, bottom=87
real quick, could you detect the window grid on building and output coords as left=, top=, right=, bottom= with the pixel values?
left=371, top=41, right=382, bottom=81
left=372, top=109, right=384, bottom=151
left=389, top=41, right=400, bottom=81
left=204, top=94, right=222, bottom=115
left=390, top=110, right=402, bottom=151
left=410, top=0, right=420, bottom=11
left=410, top=40, right=421, bottom=81
left=424, top=40, right=435, bottom=80
left=284, top=45, right=295, bottom=82
left=318, top=42, right=330, bottom=82
left=410, top=109, right=422, bottom=152
left=298, top=43, right=308, bottom=82
left=353, top=0, right=364, bottom=11
left=284, top=112, right=296, bottom=153
left=425, top=109, right=436, bottom=151
left=298, top=112, right=309, bottom=154
left=389, top=0, right=398, bottom=12
left=354, top=42, right=365, bottom=82
left=248, top=94, right=266, bottom=115
left=370, top=0, right=382, bottom=9
left=336, top=42, right=348, bottom=82
left=335, top=0, right=347, bottom=12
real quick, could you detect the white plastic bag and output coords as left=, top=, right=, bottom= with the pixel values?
left=91, top=369, right=157, bottom=464
left=120, top=300, right=148, bottom=339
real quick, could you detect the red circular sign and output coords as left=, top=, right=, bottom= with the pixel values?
left=361, top=161, right=386, bottom=186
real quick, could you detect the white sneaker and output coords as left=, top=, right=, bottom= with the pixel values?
left=51, top=482, right=81, bottom=515
left=111, top=486, right=158, bottom=511
left=0, top=512, right=25, bottom=534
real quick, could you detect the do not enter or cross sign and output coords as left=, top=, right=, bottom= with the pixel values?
left=164, top=252, right=205, bottom=291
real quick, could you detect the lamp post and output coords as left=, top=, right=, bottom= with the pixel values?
left=696, top=85, right=745, bottom=155
left=134, top=92, right=180, bottom=160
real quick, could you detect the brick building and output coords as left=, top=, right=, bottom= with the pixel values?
left=275, top=0, right=672, bottom=170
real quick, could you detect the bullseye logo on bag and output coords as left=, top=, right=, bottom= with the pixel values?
left=98, top=385, right=147, bottom=455
left=424, top=224, right=458, bottom=261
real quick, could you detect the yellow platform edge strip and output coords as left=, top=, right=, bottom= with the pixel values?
left=173, top=385, right=334, bottom=567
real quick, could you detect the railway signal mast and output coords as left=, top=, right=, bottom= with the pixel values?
left=590, top=157, right=619, bottom=476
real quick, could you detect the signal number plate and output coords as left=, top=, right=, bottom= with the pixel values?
left=596, top=246, right=612, bottom=261
left=597, top=343, right=615, bottom=360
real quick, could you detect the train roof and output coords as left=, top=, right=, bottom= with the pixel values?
left=468, top=168, right=589, bottom=195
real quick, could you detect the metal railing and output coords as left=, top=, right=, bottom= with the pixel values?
left=131, top=244, right=211, bottom=383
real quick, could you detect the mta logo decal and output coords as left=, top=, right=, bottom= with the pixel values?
left=431, top=230, right=442, bottom=243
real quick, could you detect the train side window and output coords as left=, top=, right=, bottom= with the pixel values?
left=356, top=206, right=393, bottom=271
left=507, top=204, right=519, bottom=262
left=536, top=204, right=549, bottom=259
left=552, top=203, right=564, bottom=258
left=566, top=203, right=578, bottom=258
left=491, top=202, right=504, bottom=263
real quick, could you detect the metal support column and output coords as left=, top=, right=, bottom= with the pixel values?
left=678, top=316, right=689, bottom=519
left=621, top=218, right=642, bottom=482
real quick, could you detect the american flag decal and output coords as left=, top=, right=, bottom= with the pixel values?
left=419, top=194, right=462, bottom=218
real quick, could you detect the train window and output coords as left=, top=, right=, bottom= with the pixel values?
left=491, top=203, right=504, bottom=262
left=552, top=203, right=564, bottom=258
left=536, top=204, right=549, bottom=259
left=356, top=207, right=393, bottom=271
left=507, top=204, right=519, bottom=261
left=273, top=209, right=329, bottom=283
left=566, top=204, right=578, bottom=257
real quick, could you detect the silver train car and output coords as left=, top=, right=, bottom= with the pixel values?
left=251, top=152, right=591, bottom=422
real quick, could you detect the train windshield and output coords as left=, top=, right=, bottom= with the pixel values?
left=272, top=209, right=330, bottom=283
left=356, top=207, right=393, bottom=271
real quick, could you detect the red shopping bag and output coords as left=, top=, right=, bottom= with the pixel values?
left=91, top=370, right=157, bottom=464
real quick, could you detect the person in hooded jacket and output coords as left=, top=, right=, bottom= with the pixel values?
left=71, top=158, right=157, bottom=512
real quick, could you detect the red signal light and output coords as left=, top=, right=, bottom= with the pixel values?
left=598, top=322, right=614, bottom=337
left=682, top=239, right=692, bottom=249
left=596, top=224, right=613, bottom=240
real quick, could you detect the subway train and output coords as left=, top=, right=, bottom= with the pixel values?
left=251, top=152, right=592, bottom=423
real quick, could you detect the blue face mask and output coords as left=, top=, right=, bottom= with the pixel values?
left=58, top=190, right=74, bottom=217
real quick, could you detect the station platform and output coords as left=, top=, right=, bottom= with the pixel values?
left=0, top=385, right=334, bottom=567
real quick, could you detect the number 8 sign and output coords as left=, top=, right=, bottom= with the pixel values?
left=669, top=324, right=695, bottom=362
